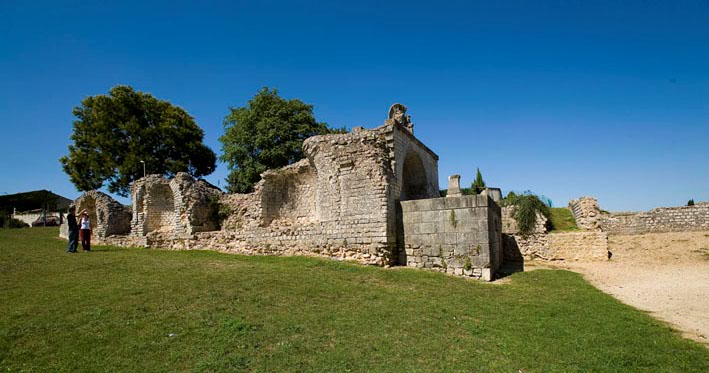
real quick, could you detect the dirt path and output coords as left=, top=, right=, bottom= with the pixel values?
left=546, top=231, right=709, bottom=345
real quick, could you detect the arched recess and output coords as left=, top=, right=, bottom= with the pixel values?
left=400, top=151, right=429, bottom=201
left=145, top=183, right=176, bottom=234
left=76, top=196, right=98, bottom=233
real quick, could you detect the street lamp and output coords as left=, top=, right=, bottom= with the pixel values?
left=140, top=160, right=146, bottom=178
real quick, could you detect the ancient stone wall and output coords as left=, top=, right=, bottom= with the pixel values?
left=60, top=191, right=131, bottom=241
left=131, top=173, right=222, bottom=242
left=200, top=125, right=407, bottom=266
left=569, top=195, right=709, bottom=235
left=501, top=207, right=548, bottom=235
left=547, top=232, right=608, bottom=261
left=568, top=197, right=602, bottom=231
left=60, top=106, right=453, bottom=274
left=502, top=231, right=607, bottom=261
left=501, top=205, right=605, bottom=261
left=260, top=160, right=317, bottom=225
left=599, top=202, right=709, bottom=234
left=400, top=195, right=502, bottom=281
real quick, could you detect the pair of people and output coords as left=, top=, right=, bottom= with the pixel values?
left=66, top=205, right=91, bottom=253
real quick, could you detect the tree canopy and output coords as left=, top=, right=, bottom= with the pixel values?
left=219, top=88, right=345, bottom=193
left=471, top=168, right=486, bottom=194
left=60, top=85, right=216, bottom=197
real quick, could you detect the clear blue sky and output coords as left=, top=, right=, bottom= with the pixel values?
left=1, top=0, right=707, bottom=211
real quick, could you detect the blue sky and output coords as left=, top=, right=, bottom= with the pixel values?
left=1, top=0, right=707, bottom=211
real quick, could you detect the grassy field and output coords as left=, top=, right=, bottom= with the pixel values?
left=1, top=228, right=707, bottom=372
left=550, top=207, right=580, bottom=232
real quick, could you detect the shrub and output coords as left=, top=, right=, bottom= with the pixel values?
left=502, top=191, right=551, bottom=237
left=688, top=199, right=695, bottom=206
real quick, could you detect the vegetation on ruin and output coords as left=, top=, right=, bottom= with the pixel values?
left=219, top=88, right=346, bottom=193
left=471, top=168, right=487, bottom=194
left=549, top=208, right=580, bottom=232
left=688, top=199, right=695, bottom=206
left=2, top=228, right=708, bottom=372
left=60, top=85, right=216, bottom=197
left=502, top=191, right=552, bottom=236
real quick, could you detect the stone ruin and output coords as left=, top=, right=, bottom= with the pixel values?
left=130, top=173, right=222, bottom=246
left=62, top=104, right=504, bottom=280
left=569, top=196, right=709, bottom=235
left=59, top=190, right=131, bottom=240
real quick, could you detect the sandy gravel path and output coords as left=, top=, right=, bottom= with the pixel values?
left=546, top=231, right=709, bottom=345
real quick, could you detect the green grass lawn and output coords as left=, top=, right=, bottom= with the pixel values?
left=1, top=228, right=707, bottom=372
left=550, top=207, right=580, bottom=232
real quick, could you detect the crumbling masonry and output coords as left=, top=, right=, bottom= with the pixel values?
left=63, top=104, right=504, bottom=280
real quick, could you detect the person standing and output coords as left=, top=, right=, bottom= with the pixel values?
left=79, top=209, right=91, bottom=252
left=66, top=205, right=79, bottom=253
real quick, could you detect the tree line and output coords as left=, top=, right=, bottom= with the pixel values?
left=60, top=86, right=343, bottom=196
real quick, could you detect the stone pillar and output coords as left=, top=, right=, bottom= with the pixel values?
left=485, top=188, right=502, bottom=203
left=447, top=175, right=462, bottom=198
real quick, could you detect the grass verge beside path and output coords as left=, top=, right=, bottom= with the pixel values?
left=1, top=227, right=708, bottom=372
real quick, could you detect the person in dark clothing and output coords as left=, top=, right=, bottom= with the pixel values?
left=66, top=205, right=79, bottom=253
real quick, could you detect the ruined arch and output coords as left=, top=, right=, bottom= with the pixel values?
left=400, top=151, right=429, bottom=201
left=74, top=191, right=131, bottom=240
left=145, top=182, right=177, bottom=234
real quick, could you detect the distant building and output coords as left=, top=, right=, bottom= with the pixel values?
left=0, top=190, right=73, bottom=227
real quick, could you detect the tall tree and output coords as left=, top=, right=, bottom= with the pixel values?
left=219, top=88, right=345, bottom=193
left=471, top=168, right=487, bottom=194
left=60, top=85, right=216, bottom=196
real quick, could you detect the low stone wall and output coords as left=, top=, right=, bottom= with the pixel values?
left=502, top=232, right=607, bottom=261
left=400, top=195, right=502, bottom=281
left=547, top=232, right=608, bottom=261
left=600, top=202, right=709, bottom=235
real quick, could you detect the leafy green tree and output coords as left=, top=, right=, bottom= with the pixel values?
left=688, top=199, right=695, bottom=206
left=59, top=85, right=216, bottom=197
left=219, top=88, right=345, bottom=193
left=471, top=168, right=486, bottom=194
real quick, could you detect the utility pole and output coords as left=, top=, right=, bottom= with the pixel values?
left=140, top=160, right=146, bottom=178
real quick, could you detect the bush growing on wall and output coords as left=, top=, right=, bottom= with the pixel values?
left=502, top=191, right=551, bottom=237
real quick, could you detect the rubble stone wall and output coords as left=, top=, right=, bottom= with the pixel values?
left=401, top=195, right=502, bottom=281
left=547, top=232, right=608, bottom=261
left=501, top=207, right=548, bottom=235
left=502, top=232, right=607, bottom=261
left=60, top=190, right=131, bottom=242
left=260, top=160, right=317, bottom=225
left=130, top=173, right=222, bottom=242
left=599, top=202, right=709, bottom=234
left=568, top=197, right=602, bottom=231
left=62, top=110, right=452, bottom=273
left=501, top=205, right=606, bottom=261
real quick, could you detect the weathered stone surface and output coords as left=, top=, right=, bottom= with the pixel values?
left=570, top=196, right=709, bottom=235
left=599, top=202, right=709, bottom=235
left=59, top=190, right=131, bottom=241
left=447, top=175, right=462, bottom=198
left=401, top=195, right=502, bottom=281
left=568, top=196, right=602, bottom=231
left=75, top=106, right=443, bottom=271
left=130, top=173, right=222, bottom=241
